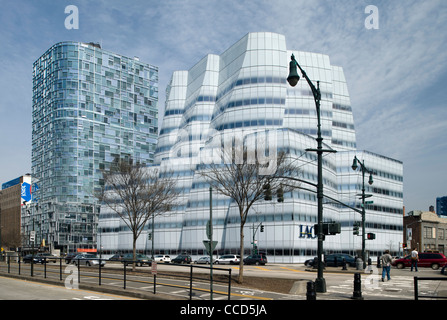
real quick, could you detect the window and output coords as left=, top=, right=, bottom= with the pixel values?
left=424, top=227, right=435, bottom=239
left=439, top=228, right=445, bottom=240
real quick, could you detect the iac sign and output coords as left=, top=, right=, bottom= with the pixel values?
left=299, top=225, right=317, bottom=239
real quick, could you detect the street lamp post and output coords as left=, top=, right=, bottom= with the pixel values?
left=287, top=54, right=336, bottom=293
left=351, top=156, right=374, bottom=269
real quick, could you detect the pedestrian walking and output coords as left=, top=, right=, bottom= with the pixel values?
left=411, top=248, right=419, bottom=272
left=380, top=250, right=393, bottom=282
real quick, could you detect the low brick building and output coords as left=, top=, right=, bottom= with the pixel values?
left=404, top=210, right=447, bottom=255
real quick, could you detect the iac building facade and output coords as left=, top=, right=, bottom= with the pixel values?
left=99, top=32, right=403, bottom=263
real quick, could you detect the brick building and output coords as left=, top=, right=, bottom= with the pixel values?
left=404, top=210, right=447, bottom=255
left=0, top=175, right=31, bottom=250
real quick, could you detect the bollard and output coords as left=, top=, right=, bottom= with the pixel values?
left=306, top=281, right=317, bottom=300
left=356, top=258, right=363, bottom=270
left=351, top=273, right=363, bottom=300
left=342, top=258, right=347, bottom=270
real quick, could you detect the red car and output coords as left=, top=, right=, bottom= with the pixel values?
left=392, top=252, right=447, bottom=270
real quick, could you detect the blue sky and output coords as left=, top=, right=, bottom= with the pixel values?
left=1, top=0, right=446, bottom=212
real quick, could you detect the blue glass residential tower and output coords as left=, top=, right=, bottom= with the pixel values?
left=27, top=42, right=158, bottom=252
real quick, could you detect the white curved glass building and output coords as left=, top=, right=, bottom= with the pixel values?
left=99, top=32, right=403, bottom=263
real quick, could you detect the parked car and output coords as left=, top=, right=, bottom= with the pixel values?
left=325, top=254, right=356, bottom=267
left=171, top=254, right=192, bottom=264
left=153, top=255, right=171, bottom=263
left=243, top=254, right=268, bottom=265
left=23, top=253, right=57, bottom=264
left=215, top=254, right=241, bottom=265
left=65, top=252, right=84, bottom=264
left=304, top=253, right=356, bottom=267
left=38, top=253, right=58, bottom=263
left=121, top=253, right=152, bottom=266
left=23, top=254, right=37, bottom=264
left=194, top=256, right=214, bottom=264
left=392, top=252, right=447, bottom=270
left=72, top=254, right=105, bottom=267
left=108, top=253, right=124, bottom=261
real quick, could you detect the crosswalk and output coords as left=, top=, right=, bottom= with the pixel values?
left=324, top=275, right=438, bottom=300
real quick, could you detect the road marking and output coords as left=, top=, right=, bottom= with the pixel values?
left=254, top=266, right=270, bottom=271
left=280, top=267, right=305, bottom=273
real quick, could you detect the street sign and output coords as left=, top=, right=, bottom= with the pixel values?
left=30, top=231, right=36, bottom=242
left=203, top=240, right=218, bottom=253
left=151, top=261, right=157, bottom=275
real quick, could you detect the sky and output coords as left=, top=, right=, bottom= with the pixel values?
left=0, top=0, right=446, bottom=213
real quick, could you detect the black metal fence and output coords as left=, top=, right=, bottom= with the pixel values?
left=414, top=276, right=447, bottom=300
left=0, top=256, right=233, bottom=300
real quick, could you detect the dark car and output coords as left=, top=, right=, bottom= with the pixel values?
left=243, top=254, right=268, bottom=265
left=172, top=254, right=192, bottom=264
left=392, top=252, right=447, bottom=270
left=23, top=253, right=57, bottom=264
left=121, top=253, right=152, bottom=266
left=305, top=253, right=356, bottom=267
left=23, top=254, right=37, bottom=264
left=109, top=253, right=124, bottom=261
left=325, top=254, right=356, bottom=267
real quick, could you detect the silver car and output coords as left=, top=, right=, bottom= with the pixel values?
left=72, top=254, right=105, bottom=267
left=194, top=256, right=215, bottom=264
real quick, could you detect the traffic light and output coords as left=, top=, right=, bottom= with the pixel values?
left=314, top=222, right=341, bottom=236
left=263, top=184, right=272, bottom=201
left=277, top=186, right=284, bottom=203
left=367, top=233, right=376, bottom=240
left=260, top=225, right=264, bottom=232
left=353, top=222, right=360, bottom=235
left=327, top=222, right=341, bottom=235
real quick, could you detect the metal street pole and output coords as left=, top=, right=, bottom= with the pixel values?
left=361, top=167, right=366, bottom=269
left=151, top=213, right=155, bottom=260
left=352, top=156, right=373, bottom=269
left=288, top=54, right=336, bottom=293
left=209, top=186, right=213, bottom=300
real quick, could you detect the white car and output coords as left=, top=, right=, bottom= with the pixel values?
left=153, top=255, right=171, bottom=263
left=215, top=254, right=241, bottom=265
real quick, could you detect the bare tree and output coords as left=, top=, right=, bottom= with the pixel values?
left=99, top=159, right=179, bottom=270
left=198, top=136, right=301, bottom=283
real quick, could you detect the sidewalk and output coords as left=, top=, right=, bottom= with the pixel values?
left=0, top=270, right=178, bottom=300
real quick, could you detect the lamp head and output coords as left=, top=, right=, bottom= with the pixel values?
left=287, top=55, right=300, bottom=87
left=368, top=173, right=374, bottom=185
left=351, top=157, right=358, bottom=171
